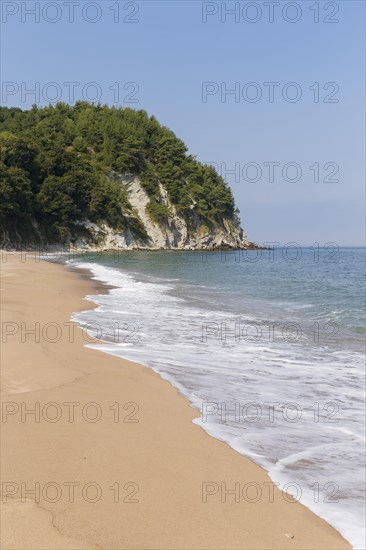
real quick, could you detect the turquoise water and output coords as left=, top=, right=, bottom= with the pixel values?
left=68, top=247, right=365, bottom=548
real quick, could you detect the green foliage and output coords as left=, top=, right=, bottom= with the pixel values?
left=89, top=177, right=129, bottom=230
left=72, top=136, right=87, bottom=152
left=0, top=103, right=237, bottom=244
left=146, top=198, right=171, bottom=224
left=126, top=214, right=149, bottom=242
left=139, top=163, right=159, bottom=196
left=0, top=165, right=33, bottom=223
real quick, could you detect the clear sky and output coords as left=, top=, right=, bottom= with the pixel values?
left=1, top=0, right=365, bottom=246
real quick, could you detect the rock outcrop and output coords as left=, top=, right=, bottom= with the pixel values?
left=75, top=175, right=251, bottom=250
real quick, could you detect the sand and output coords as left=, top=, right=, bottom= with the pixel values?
left=0, top=252, right=351, bottom=549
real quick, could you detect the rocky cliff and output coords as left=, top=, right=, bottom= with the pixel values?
left=77, top=175, right=250, bottom=250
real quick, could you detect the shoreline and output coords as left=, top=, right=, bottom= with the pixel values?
left=1, top=253, right=351, bottom=549
left=0, top=243, right=270, bottom=256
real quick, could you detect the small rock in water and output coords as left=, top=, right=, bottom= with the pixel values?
left=284, top=533, right=295, bottom=539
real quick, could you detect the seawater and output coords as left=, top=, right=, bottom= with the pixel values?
left=67, top=247, right=365, bottom=548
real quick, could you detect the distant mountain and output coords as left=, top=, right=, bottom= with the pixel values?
left=0, top=103, right=253, bottom=250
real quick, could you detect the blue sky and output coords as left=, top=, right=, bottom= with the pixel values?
left=1, top=0, right=365, bottom=245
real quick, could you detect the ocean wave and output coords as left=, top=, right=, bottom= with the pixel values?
left=69, top=257, right=366, bottom=549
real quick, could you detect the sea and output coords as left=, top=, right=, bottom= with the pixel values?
left=63, top=246, right=365, bottom=548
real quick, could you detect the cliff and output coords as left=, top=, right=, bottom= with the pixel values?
left=0, top=103, right=254, bottom=250
left=77, top=174, right=250, bottom=250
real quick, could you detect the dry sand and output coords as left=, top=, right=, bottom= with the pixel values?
left=0, top=253, right=351, bottom=549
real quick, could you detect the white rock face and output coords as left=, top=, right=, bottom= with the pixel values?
left=75, top=175, right=250, bottom=250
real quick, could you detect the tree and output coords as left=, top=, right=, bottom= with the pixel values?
left=0, top=165, right=33, bottom=236
left=0, top=103, right=238, bottom=244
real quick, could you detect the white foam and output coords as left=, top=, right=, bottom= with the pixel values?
left=70, top=260, right=365, bottom=549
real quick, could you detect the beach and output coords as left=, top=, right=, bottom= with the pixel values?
left=0, top=252, right=351, bottom=550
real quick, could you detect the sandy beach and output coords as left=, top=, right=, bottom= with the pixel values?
left=0, top=253, right=351, bottom=550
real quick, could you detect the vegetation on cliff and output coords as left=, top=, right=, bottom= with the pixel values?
left=0, top=103, right=237, bottom=243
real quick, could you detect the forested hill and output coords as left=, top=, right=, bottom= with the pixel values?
left=0, top=103, right=250, bottom=249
